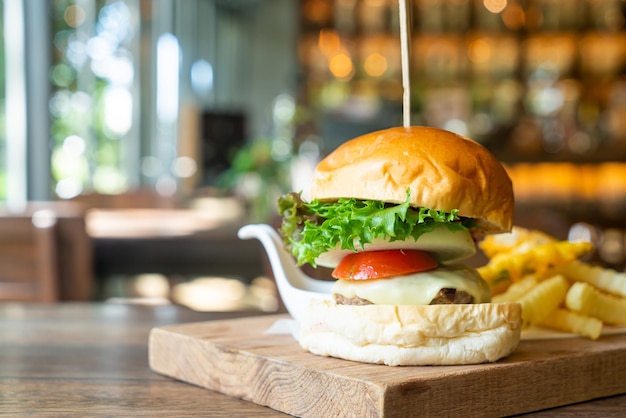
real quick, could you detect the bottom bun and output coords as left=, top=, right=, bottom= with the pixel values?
left=299, top=300, right=522, bottom=366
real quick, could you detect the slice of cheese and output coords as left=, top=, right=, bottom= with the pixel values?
left=332, top=265, right=491, bottom=305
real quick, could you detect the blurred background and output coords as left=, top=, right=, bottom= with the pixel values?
left=1, top=0, right=626, bottom=311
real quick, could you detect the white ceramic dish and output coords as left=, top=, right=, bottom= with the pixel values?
left=238, top=224, right=333, bottom=322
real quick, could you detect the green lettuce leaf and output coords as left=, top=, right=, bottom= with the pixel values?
left=277, top=190, right=474, bottom=266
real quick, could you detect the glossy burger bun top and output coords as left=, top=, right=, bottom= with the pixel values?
left=311, top=126, right=514, bottom=234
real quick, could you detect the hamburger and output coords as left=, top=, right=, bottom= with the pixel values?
left=277, top=126, right=522, bottom=366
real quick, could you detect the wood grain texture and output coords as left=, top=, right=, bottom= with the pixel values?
left=2, top=303, right=625, bottom=417
left=149, top=314, right=626, bottom=418
left=0, top=214, right=59, bottom=301
left=0, top=303, right=286, bottom=417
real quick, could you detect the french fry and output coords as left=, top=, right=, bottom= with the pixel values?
left=558, top=261, right=626, bottom=298
left=517, top=275, right=569, bottom=328
left=524, top=241, right=593, bottom=277
left=478, top=240, right=593, bottom=284
left=477, top=253, right=518, bottom=294
left=565, top=282, right=626, bottom=326
left=479, top=226, right=626, bottom=340
left=479, top=227, right=556, bottom=258
left=539, top=308, right=603, bottom=340
left=492, top=275, right=538, bottom=303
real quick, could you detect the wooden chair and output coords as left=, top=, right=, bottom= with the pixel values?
left=0, top=201, right=94, bottom=302
left=0, top=210, right=59, bottom=302
left=25, top=201, right=94, bottom=301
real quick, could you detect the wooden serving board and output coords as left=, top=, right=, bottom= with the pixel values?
left=149, top=314, right=626, bottom=417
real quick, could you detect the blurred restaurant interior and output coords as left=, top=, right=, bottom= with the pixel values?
left=1, top=0, right=626, bottom=312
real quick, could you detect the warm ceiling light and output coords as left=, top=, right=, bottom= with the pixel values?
left=329, top=53, right=354, bottom=79
left=364, top=53, right=388, bottom=77
left=304, top=0, right=332, bottom=25
left=468, top=39, right=492, bottom=63
left=502, top=2, right=525, bottom=29
left=318, top=29, right=341, bottom=56
left=483, top=0, right=507, bottom=14
left=364, top=0, right=386, bottom=6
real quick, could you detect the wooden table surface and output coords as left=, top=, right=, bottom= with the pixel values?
left=1, top=302, right=625, bottom=417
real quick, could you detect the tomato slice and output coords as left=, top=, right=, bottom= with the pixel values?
left=331, top=249, right=438, bottom=280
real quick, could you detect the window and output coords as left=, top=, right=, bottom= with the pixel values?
left=1, top=0, right=298, bottom=206
left=50, top=0, right=139, bottom=198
